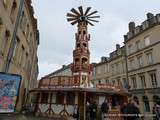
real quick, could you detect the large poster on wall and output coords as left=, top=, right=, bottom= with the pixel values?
left=0, top=72, right=21, bottom=113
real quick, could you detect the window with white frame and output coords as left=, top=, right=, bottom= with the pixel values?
left=137, top=56, right=143, bottom=68
left=146, top=52, right=154, bottom=65
left=117, top=79, right=121, bottom=86
left=106, top=79, right=109, bottom=84
left=144, top=36, right=150, bottom=46
left=150, top=72, right=157, bottom=87
left=131, top=77, right=137, bottom=89
left=129, top=59, right=135, bottom=70
left=112, top=80, right=115, bottom=85
left=143, top=96, right=150, bottom=112
left=135, top=40, right=141, bottom=51
left=140, top=75, right=146, bottom=88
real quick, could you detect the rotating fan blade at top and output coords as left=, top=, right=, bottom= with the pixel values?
left=78, top=6, right=83, bottom=15
left=67, top=13, right=77, bottom=18
left=87, top=20, right=94, bottom=26
left=87, top=11, right=98, bottom=17
left=87, top=18, right=99, bottom=22
left=84, top=7, right=91, bottom=16
left=71, top=8, right=80, bottom=16
left=67, top=17, right=77, bottom=22
left=71, top=20, right=78, bottom=25
left=67, top=6, right=100, bottom=26
left=87, top=15, right=100, bottom=18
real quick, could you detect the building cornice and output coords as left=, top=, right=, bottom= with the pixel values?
left=124, top=13, right=160, bottom=43
left=128, top=62, right=160, bottom=73
left=127, top=41, right=160, bottom=58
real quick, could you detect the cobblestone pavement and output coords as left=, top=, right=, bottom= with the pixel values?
left=0, top=114, right=66, bottom=120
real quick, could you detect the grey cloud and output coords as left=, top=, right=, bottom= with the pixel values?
left=32, top=0, right=160, bottom=78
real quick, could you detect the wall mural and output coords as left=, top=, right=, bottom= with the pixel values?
left=0, top=72, right=21, bottom=113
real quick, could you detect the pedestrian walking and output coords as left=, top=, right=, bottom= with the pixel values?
left=153, top=104, right=158, bottom=120
left=89, top=101, right=97, bottom=120
left=86, top=101, right=90, bottom=120
left=73, top=105, right=79, bottom=120
left=120, top=102, right=127, bottom=120
left=156, top=104, right=160, bottom=120
left=101, top=98, right=109, bottom=120
left=126, top=100, right=141, bottom=120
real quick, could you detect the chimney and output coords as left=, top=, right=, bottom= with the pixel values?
left=128, top=22, right=135, bottom=32
left=147, top=13, right=154, bottom=19
left=62, top=65, right=66, bottom=68
left=116, top=44, right=120, bottom=50
left=101, top=57, right=107, bottom=62
left=124, top=35, right=128, bottom=42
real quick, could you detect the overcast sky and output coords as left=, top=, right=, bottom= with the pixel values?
left=32, top=0, right=160, bottom=79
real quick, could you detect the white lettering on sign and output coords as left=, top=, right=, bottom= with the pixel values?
left=96, top=84, right=121, bottom=92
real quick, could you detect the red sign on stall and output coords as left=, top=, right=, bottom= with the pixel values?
left=96, top=84, right=121, bottom=92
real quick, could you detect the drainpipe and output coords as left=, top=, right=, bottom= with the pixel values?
left=4, top=0, right=25, bottom=72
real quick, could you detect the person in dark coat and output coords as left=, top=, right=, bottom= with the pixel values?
left=126, top=101, right=140, bottom=120
left=101, top=99, right=109, bottom=120
left=73, top=105, right=79, bottom=120
left=89, top=101, right=97, bottom=120
left=120, top=102, right=128, bottom=120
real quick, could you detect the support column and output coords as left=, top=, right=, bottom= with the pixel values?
left=84, top=92, right=86, bottom=120
left=75, top=92, right=78, bottom=105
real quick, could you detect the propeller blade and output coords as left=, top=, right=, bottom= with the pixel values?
left=87, top=20, right=94, bottom=26
left=71, top=20, right=78, bottom=25
left=67, top=13, right=77, bottom=18
left=88, top=18, right=99, bottom=22
left=88, top=15, right=100, bottom=18
left=78, top=6, right=83, bottom=16
left=84, top=7, right=91, bottom=16
left=87, top=11, right=98, bottom=17
left=67, top=17, right=77, bottom=22
left=71, top=8, right=80, bottom=16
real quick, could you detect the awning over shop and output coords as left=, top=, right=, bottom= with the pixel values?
left=30, top=86, right=129, bottom=96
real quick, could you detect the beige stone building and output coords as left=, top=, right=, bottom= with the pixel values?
left=0, top=0, right=39, bottom=111
left=124, top=13, right=160, bottom=116
left=92, top=13, right=160, bottom=118
left=92, top=45, right=128, bottom=89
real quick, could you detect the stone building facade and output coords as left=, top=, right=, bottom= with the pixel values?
left=92, top=45, right=128, bottom=89
left=124, top=13, right=160, bottom=115
left=0, top=0, right=39, bottom=111
left=93, top=13, right=160, bottom=117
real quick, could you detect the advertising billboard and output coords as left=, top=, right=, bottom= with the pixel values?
left=0, top=72, right=21, bottom=113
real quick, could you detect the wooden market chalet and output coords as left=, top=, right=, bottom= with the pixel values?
left=30, top=6, right=128, bottom=120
